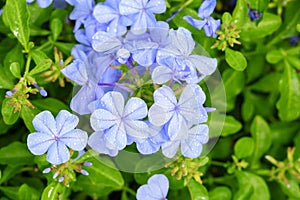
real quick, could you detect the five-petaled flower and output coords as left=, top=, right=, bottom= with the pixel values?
left=136, top=174, right=169, bottom=200
left=27, top=110, right=88, bottom=165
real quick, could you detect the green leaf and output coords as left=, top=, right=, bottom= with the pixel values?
left=209, top=186, right=232, bottom=200
left=73, top=151, right=124, bottom=198
left=32, top=98, right=70, bottom=115
left=18, top=184, right=40, bottom=200
left=250, top=72, right=281, bottom=93
left=246, top=0, right=268, bottom=11
left=234, top=137, right=255, bottom=159
left=221, top=115, right=242, bottom=136
left=9, top=62, right=21, bottom=78
left=54, top=42, right=75, bottom=55
left=240, top=13, right=282, bottom=41
left=0, top=187, right=19, bottom=200
left=0, top=141, right=34, bottom=166
left=4, top=44, right=24, bottom=71
left=250, top=116, right=271, bottom=168
left=1, top=98, right=20, bottom=125
left=241, top=96, right=255, bottom=121
left=276, top=61, right=300, bottom=121
left=266, top=49, right=283, bottom=64
left=279, top=175, right=300, bottom=198
left=222, top=12, right=232, bottom=25
left=21, top=106, right=40, bottom=132
left=187, top=180, right=208, bottom=200
left=297, top=24, right=300, bottom=32
left=232, top=0, right=248, bottom=28
left=50, top=18, right=63, bottom=41
left=41, top=182, right=68, bottom=200
left=2, top=0, right=30, bottom=50
left=234, top=171, right=270, bottom=200
left=225, top=48, right=247, bottom=71
left=288, top=56, right=300, bottom=70
left=0, top=165, right=22, bottom=184
left=29, top=59, right=52, bottom=76
left=0, top=66, right=14, bottom=89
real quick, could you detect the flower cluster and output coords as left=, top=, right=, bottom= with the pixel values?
left=58, top=0, right=217, bottom=159
left=184, top=0, right=220, bottom=38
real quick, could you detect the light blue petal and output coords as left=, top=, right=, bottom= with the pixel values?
left=136, top=174, right=169, bottom=200
left=188, top=55, right=217, bottom=76
left=146, top=0, right=166, bottom=13
left=131, top=12, right=148, bottom=35
left=55, top=110, right=79, bottom=136
left=100, top=91, right=125, bottom=116
left=92, top=31, right=122, bottom=53
left=181, top=124, right=209, bottom=158
left=131, top=41, right=158, bottom=67
left=123, top=97, right=147, bottom=120
left=104, top=123, right=127, bottom=150
left=70, top=83, right=103, bottom=115
left=136, top=139, right=160, bottom=155
left=170, top=27, right=195, bottom=56
left=124, top=120, right=149, bottom=139
left=183, top=16, right=206, bottom=30
left=61, top=60, right=88, bottom=85
left=198, top=0, right=216, bottom=18
left=60, top=129, right=88, bottom=151
left=166, top=114, right=185, bottom=140
left=153, top=85, right=177, bottom=109
left=93, top=4, right=117, bottom=24
left=148, top=105, right=172, bottom=126
left=151, top=65, right=173, bottom=84
left=46, top=141, right=70, bottom=165
left=27, top=132, right=54, bottom=155
left=119, top=0, right=140, bottom=15
left=162, top=140, right=180, bottom=158
left=32, top=111, right=57, bottom=136
left=90, top=109, right=117, bottom=131
left=178, top=84, right=207, bottom=125
left=37, top=0, right=53, bottom=8
left=88, top=131, right=119, bottom=156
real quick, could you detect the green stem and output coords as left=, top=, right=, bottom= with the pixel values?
left=210, top=161, right=229, bottom=168
left=123, top=186, right=136, bottom=196
left=24, top=54, right=32, bottom=77
left=36, top=40, right=52, bottom=51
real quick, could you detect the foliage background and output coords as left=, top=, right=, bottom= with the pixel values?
left=0, top=0, right=299, bottom=199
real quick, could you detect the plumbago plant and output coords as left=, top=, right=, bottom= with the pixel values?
left=0, top=0, right=299, bottom=199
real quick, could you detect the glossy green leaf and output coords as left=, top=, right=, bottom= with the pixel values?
left=29, top=59, right=52, bottom=76
left=225, top=48, right=247, bottom=71
left=246, top=0, right=268, bottom=11
left=276, top=61, right=300, bottom=121
left=187, top=180, right=208, bottom=200
left=31, top=49, right=50, bottom=63
left=4, top=44, right=24, bottom=71
left=0, top=165, right=22, bottom=185
left=288, top=56, right=300, bottom=70
left=21, top=106, right=40, bottom=132
left=222, top=69, right=245, bottom=99
left=0, top=142, right=34, bottom=166
left=0, top=187, right=19, bottom=200
left=31, top=98, right=70, bottom=115
left=18, top=184, right=40, bottom=200
left=266, top=49, right=283, bottom=64
left=9, top=62, right=21, bottom=78
left=234, top=137, right=255, bottom=159
left=240, top=13, right=281, bottom=41
left=232, top=0, right=248, bottom=28
left=250, top=72, right=281, bottom=93
left=279, top=175, right=300, bottom=198
left=221, top=115, right=242, bottom=136
left=241, top=96, right=255, bottom=121
left=250, top=116, right=271, bottom=168
left=54, top=42, right=75, bottom=55
left=73, top=151, right=124, bottom=197
left=222, top=12, right=232, bottom=25
left=50, top=18, right=63, bottom=41
left=2, top=0, right=30, bottom=50
left=1, top=98, right=20, bottom=125
left=209, top=186, right=232, bottom=200
left=234, top=171, right=270, bottom=200
left=41, top=182, right=68, bottom=200
left=297, top=24, right=300, bottom=32
left=0, top=67, right=14, bottom=89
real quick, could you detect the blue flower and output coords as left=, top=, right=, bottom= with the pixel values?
left=27, top=110, right=88, bottom=165
left=136, top=174, right=169, bottom=200
left=248, top=7, right=263, bottom=21
left=66, top=0, right=95, bottom=31
left=183, top=0, right=220, bottom=38
left=162, top=124, right=209, bottom=158
left=148, top=84, right=208, bottom=140
left=90, top=91, right=149, bottom=151
left=157, top=28, right=217, bottom=79
left=27, top=0, right=66, bottom=8
left=93, top=0, right=132, bottom=35
left=119, top=0, right=166, bottom=35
